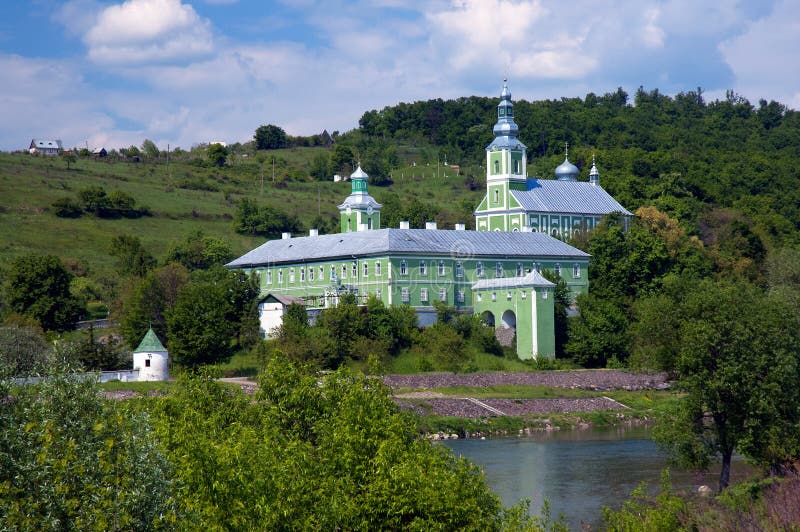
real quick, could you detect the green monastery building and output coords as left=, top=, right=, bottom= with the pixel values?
left=227, top=81, right=631, bottom=359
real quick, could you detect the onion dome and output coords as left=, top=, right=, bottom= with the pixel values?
left=350, top=165, right=368, bottom=181
left=555, top=142, right=579, bottom=181
left=487, top=79, right=525, bottom=151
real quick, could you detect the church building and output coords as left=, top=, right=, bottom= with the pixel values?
left=227, top=81, right=631, bottom=360
left=474, top=80, right=631, bottom=238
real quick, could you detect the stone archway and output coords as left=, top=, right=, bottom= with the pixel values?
left=501, top=309, right=516, bottom=329
left=480, top=310, right=495, bottom=327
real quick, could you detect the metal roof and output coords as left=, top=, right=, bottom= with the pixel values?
left=30, top=139, right=62, bottom=149
left=509, top=179, right=632, bottom=216
left=133, top=328, right=167, bottom=353
left=472, top=270, right=555, bottom=290
left=227, top=228, right=589, bottom=268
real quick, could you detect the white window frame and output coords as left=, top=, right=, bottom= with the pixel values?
left=516, top=262, right=522, bottom=277
left=278, top=270, right=284, bottom=283
left=289, top=268, right=295, bottom=283
left=457, top=290, right=465, bottom=303
left=375, top=261, right=382, bottom=276
left=300, top=268, right=305, bottom=282
left=554, top=263, right=561, bottom=277
left=420, top=261, right=427, bottom=276
left=330, top=265, right=335, bottom=281
left=455, top=262, right=463, bottom=277
left=438, top=260, right=445, bottom=276
left=363, top=262, right=369, bottom=278
left=266, top=270, right=272, bottom=284
left=309, top=267, right=315, bottom=282
left=341, top=264, right=347, bottom=280
left=496, top=262, right=503, bottom=277
left=573, top=263, right=580, bottom=278
left=375, top=289, right=381, bottom=300
left=352, top=262, right=358, bottom=278
left=420, top=288, right=428, bottom=302
left=476, top=262, right=483, bottom=277
left=401, top=287, right=409, bottom=302
left=400, top=260, right=407, bottom=276
left=439, top=288, right=447, bottom=301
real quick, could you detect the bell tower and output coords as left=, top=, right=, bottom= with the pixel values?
left=338, top=165, right=382, bottom=232
left=475, top=79, right=528, bottom=231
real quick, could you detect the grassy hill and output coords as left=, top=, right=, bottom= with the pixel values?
left=0, top=149, right=483, bottom=285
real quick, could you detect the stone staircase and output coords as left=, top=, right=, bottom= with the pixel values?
left=495, top=326, right=515, bottom=347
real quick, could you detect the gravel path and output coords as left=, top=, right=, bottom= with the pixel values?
left=395, top=396, right=626, bottom=418
left=381, top=370, right=669, bottom=391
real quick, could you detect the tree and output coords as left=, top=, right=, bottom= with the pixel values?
left=164, top=230, right=233, bottom=270
left=565, top=294, right=629, bottom=367
left=541, top=269, right=570, bottom=358
left=141, top=138, right=160, bottom=159
left=118, top=263, right=189, bottom=348
left=149, top=357, right=505, bottom=529
left=206, top=143, right=228, bottom=167
left=166, top=268, right=258, bottom=367
left=654, top=280, right=800, bottom=491
left=329, top=144, right=355, bottom=176
left=109, top=234, right=155, bottom=276
left=254, top=124, right=287, bottom=150
left=0, top=371, right=177, bottom=529
left=232, top=199, right=302, bottom=237
left=0, top=324, right=50, bottom=377
left=61, top=152, right=76, bottom=170
left=309, top=153, right=330, bottom=181
left=3, top=255, right=84, bottom=332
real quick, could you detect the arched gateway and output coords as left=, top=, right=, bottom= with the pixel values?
left=472, top=271, right=555, bottom=360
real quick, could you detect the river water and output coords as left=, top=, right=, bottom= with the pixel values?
left=444, top=426, right=755, bottom=530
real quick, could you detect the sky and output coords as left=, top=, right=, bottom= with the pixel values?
left=1, top=0, right=798, bottom=152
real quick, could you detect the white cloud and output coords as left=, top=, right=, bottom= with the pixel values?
left=84, top=0, right=214, bottom=64
left=719, top=0, right=800, bottom=108
left=640, top=7, right=665, bottom=48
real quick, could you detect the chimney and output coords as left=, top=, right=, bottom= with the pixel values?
left=399, top=221, right=410, bottom=229
left=455, top=223, right=466, bottom=231
left=309, top=229, right=319, bottom=237
left=425, top=221, right=437, bottom=230
left=281, top=232, right=291, bottom=239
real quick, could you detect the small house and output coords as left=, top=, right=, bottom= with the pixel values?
left=29, top=139, right=63, bottom=156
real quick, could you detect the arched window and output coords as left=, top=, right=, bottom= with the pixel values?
left=494, top=189, right=499, bottom=203
left=493, top=160, right=499, bottom=174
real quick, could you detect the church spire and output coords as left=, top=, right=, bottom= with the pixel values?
left=492, top=78, right=520, bottom=139
left=589, top=154, right=600, bottom=186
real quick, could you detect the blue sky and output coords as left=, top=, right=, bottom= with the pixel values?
left=0, top=0, right=797, bottom=152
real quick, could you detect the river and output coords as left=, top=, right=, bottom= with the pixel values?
left=444, top=426, right=755, bottom=530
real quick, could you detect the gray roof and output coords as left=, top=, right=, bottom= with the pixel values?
left=338, top=193, right=382, bottom=210
left=472, top=270, right=555, bottom=290
left=30, top=139, right=62, bottom=150
left=509, top=179, right=632, bottom=216
left=227, top=228, right=589, bottom=268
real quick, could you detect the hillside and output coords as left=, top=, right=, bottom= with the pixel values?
left=1, top=86, right=799, bottom=310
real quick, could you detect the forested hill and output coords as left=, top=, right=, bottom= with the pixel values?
left=358, top=88, right=800, bottom=247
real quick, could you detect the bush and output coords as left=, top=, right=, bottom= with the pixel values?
left=51, top=197, right=83, bottom=218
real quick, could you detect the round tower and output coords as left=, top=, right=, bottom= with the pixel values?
left=132, top=328, right=169, bottom=381
left=338, top=165, right=382, bottom=232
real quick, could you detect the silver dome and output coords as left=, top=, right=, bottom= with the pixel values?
left=555, top=156, right=579, bottom=181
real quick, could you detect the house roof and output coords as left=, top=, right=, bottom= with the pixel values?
left=259, top=293, right=303, bottom=306
left=133, top=328, right=167, bottom=353
left=472, top=270, right=555, bottom=290
left=508, top=179, right=632, bottom=216
left=227, top=228, right=589, bottom=268
left=30, top=139, right=63, bottom=150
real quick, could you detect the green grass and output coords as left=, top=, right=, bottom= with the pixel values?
left=215, top=349, right=262, bottom=377
left=0, top=151, right=484, bottom=280
left=382, top=347, right=537, bottom=374
left=100, top=380, right=173, bottom=393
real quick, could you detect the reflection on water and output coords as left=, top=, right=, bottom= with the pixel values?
left=444, top=426, right=755, bottom=530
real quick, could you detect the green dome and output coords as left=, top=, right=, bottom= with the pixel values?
left=133, top=328, right=167, bottom=353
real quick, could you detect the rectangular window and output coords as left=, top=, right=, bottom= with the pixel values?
left=516, top=262, right=523, bottom=277
left=400, top=260, right=407, bottom=276
left=542, top=290, right=548, bottom=299
left=319, top=266, right=324, bottom=280
left=496, top=262, right=503, bottom=277
left=420, top=288, right=428, bottom=302
left=330, top=266, right=335, bottom=281
left=477, top=262, right=484, bottom=277
left=457, top=290, right=465, bottom=303
left=309, top=267, right=315, bottom=282
left=341, top=264, right=347, bottom=280
left=534, top=262, right=541, bottom=273
left=476, top=293, right=482, bottom=302
left=267, top=271, right=273, bottom=284
left=375, top=261, right=382, bottom=276
left=401, top=287, right=409, bottom=303
left=455, top=262, right=463, bottom=277
left=438, top=260, right=445, bottom=276
left=300, top=268, right=305, bottom=282
left=278, top=270, right=284, bottom=283
left=439, top=288, right=447, bottom=301
left=573, top=263, right=580, bottom=278
left=521, top=291, right=527, bottom=300
left=420, top=261, right=427, bottom=275
left=554, top=263, right=561, bottom=277
left=363, top=262, right=369, bottom=278
left=375, top=289, right=381, bottom=300
left=352, top=262, right=358, bottom=278
left=145, top=359, right=151, bottom=367
left=289, top=268, right=295, bottom=283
